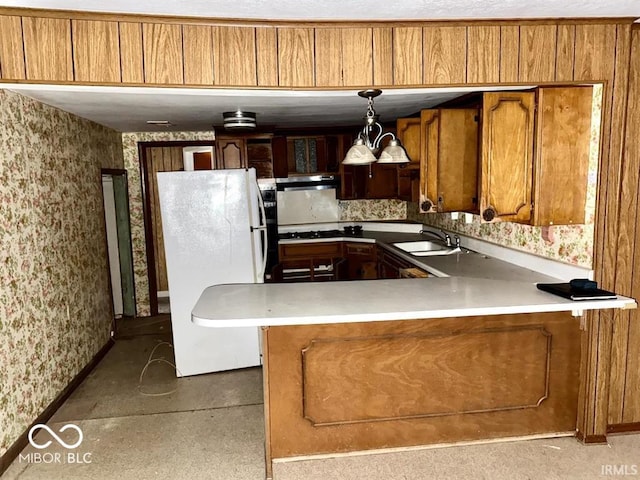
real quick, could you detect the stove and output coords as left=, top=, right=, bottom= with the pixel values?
left=278, top=228, right=362, bottom=240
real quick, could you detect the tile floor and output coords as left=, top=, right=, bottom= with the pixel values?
left=4, top=316, right=640, bottom=480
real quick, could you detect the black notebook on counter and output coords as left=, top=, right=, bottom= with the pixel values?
left=536, top=282, right=617, bottom=301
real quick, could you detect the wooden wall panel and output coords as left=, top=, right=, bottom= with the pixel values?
left=422, top=26, right=466, bottom=84
left=519, top=25, right=557, bottom=82
left=182, top=25, right=214, bottom=85
left=499, top=26, right=519, bottom=83
left=555, top=25, right=576, bottom=81
left=119, top=22, right=144, bottom=83
left=393, top=27, right=423, bottom=85
left=278, top=28, right=315, bottom=87
left=256, top=27, right=278, bottom=86
left=574, top=24, right=618, bottom=289
left=342, top=28, right=373, bottom=87
left=142, top=23, right=184, bottom=84
left=22, top=17, right=72, bottom=81
left=315, top=28, right=342, bottom=86
left=618, top=25, right=640, bottom=423
left=213, top=26, right=256, bottom=86
left=611, top=27, right=640, bottom=426
left=0, top=15, right=25, bottom=79
left=372, top=27, right=393, bottom=86
left=72, top=20, right=120, bottom=83
left=266, top=312, right=580, bottom=459
left=467, top=26, right=500, bottom=83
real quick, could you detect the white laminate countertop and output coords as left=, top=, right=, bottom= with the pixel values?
left=192, top=277, right=636, bottom=328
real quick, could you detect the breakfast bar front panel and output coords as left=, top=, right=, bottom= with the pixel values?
left=265, top=312, right=580, bottom=458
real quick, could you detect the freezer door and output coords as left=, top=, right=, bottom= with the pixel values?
left=157, top=169, right=261, bottom=376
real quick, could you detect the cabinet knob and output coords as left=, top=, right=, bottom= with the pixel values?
left=421, top=200, right=433, bottom=212
left=482, top=206, right=496, bottom=222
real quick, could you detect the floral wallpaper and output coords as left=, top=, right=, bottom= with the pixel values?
left=0, top=90, right=124, bottom=457
left=122, top=131, right=215, bottom=317
left=407, top=85, right=603, bottom=269
left=339, top=199, right=407, bottom=221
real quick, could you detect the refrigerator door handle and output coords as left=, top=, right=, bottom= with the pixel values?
left=256, top=183, right=269, bottom=280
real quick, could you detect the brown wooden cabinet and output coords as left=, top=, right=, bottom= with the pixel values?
left=378, top=246, right=413, bottom=279
left=480, top=91, right=536, bottom=223
left=419, top=108, right=479, bottom=213
left=276, top=242, right=345, bottom=282
left=396, top=117, right=422, bottom=202
left=344, top=242, right=377, bottom=280
left=215, top=134, right=274, bottom=176
left=532, top=86, right=593, bottom=226
left=480, top=87, right=592, bottom=225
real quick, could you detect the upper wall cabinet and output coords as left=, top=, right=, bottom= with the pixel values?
left=480, top=92, right=535, bottom=223
left=480, top=87, right=592, bottom=225
left=420, top=108, right=479, bottom=213
left=0, top=15, right=26, bottom=79
left=532, top=86, right=593, bottom=226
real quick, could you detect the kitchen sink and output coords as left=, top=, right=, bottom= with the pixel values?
left=392, top=241, right=462, bottom=256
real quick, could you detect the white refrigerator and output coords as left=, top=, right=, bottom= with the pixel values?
left=157, top=168, right=266, bottom=376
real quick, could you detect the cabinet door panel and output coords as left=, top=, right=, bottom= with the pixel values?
left=438, top=109, right=479, bottom=213
left=72, top=20, right=121, bottom=83
left=419, top=110, right=439, bottom=213
left=216, top=138, right=247, bottom=169
left=0, top=15, right=26, bottom=79
left=143, top=23, right=184, bottom=84
left=481, top=92, right=535, bottom=223
left=23, top=17, right=72, bottom=81
left=533, top=87, right=592, bottom=226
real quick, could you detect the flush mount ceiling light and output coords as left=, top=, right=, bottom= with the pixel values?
left=342, top=89, right=411, bottom=166
left=222, top=110, right=257, bottom=130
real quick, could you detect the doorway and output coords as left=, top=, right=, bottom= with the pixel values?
left=102, top=169, right=136, bottom=318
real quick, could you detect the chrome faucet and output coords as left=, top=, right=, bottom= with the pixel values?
left=419, top=228, right=452, bottom=247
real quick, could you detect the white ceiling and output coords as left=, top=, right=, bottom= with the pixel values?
left=6, top=85, right=532, bottom=132
left=0, top=0, right=638, bottom=20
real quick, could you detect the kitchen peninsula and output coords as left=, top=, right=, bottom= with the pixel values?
left=192, top=226, right=636, bottom=479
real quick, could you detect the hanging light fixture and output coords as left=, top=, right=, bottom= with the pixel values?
left=342, top=89, right=411, bottom=166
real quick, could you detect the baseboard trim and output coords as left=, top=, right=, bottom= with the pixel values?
left=0, top=338, right=114, bottom=475
left=575, top=430, right=608, bottom=444
left=607, top=422, right=640, bottom=434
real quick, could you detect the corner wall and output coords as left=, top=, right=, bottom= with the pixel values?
left=0, top=90, right=124, bottom=456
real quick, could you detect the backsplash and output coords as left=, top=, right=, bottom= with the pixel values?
left=0, top=90, right=124, bottom=456
left=339, top=199, right=407, bottom=221
left=122, top=132, right=215, bottom=317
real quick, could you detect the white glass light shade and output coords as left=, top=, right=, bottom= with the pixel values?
left=342, top=141, right=377, bottom=165
left=376, top=140, right=411, bottom=164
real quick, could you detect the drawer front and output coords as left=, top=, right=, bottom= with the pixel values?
left=279, top=242, right=342, bottom=260
left=345, top=242, right=376, bottom=257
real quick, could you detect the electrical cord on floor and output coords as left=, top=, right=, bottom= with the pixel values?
left=137, top=341, right=183, bottom=397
